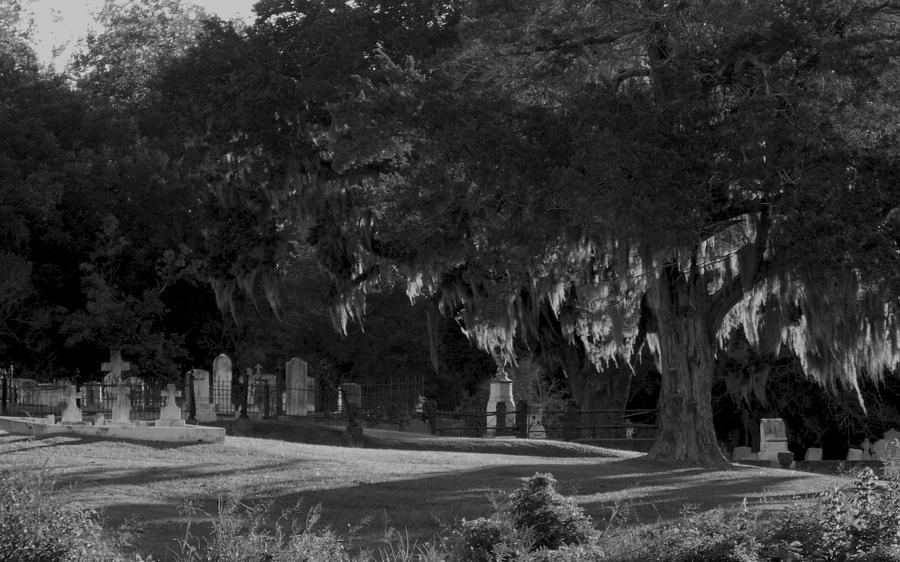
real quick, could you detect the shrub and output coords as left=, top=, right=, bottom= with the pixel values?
left=457, top=516, right=519, bottom=562
left=0, top=469, right=130, bottom=562
left=508, top=473, right=594, bottom=551
left=768, top=467, right=900, bottom=561
left=456, top=473, right=594, bottom=561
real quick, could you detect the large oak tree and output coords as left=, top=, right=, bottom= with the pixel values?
left=329, top=0, right=900, bottom=464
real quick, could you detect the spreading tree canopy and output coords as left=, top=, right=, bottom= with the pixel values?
left=327, top=0, right=900, bottom=464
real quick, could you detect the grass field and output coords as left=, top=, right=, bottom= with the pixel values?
left=0, top=427, right=848, bottom=561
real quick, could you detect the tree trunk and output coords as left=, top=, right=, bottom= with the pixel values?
left=647, top=262, right=728, bottom=466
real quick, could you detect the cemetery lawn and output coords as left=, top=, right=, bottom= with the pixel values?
left=0, top=431, right=847, bottom=561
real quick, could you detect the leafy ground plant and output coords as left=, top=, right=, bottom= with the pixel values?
left=0, top=469, right=134, bottom=562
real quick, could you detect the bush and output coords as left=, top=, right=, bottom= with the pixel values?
left=508, top=473, right=594, bottom=551
left=456, top=473, right=594, bottom=561
left=0, top=470, right=130, bottom=562
left=768, top=467, right=900, bottom=561
left=457, top=517, right=520, bottom=562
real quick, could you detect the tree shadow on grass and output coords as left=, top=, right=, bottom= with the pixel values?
left=0, top=438, right=846, bottom=561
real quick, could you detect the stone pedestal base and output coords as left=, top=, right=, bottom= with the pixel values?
left=195, top=404, right=218, bottom=423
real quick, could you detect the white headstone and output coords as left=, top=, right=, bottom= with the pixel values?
left=846, top=447, right=863, bottom=461
left=101, top=350, right=131, bottom=385
left=805, top=447, right=823, bottom=461
left=760, top=418, right=788, bottom=453
left=111, top=386, right=132, bottom=424
left=212, top=354, right=233, bottom=413
left=285, top=357, right=309, bottom=416
left=155, top=384, right=185, bottom=427
left=60, top=384, right=83, bottom=423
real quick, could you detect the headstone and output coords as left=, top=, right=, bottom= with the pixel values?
left=101, top=350, right=131, bottom=385
left=732, top=446, right=754, bottom=461
left=191, top=369, right=217, bottom=422
left=155, top=384, right=185, bottom=427
left=83, top=382, right=103, bottom=408
left=805, top=447, right=823, bottom=461
left=759, top=418, right=788, bottom=452
left=111, top=386, right=132, bottom=424
left=212, top=354, right=233, bottom=413
left=44, top=414, right=55, bottom=425
left=60, top=383, right=83, bottom=423
left=846, top=447, right=863, bottom=461
left=862, top=438, right=873, bottom=459
left=285, top=357, right=309, bottom=416
left=93, top=413, right=105, bottom=426
left=341, top=383, right=361, bottom=408
left=871, top=429, right=900, bottom=461
left=486, top=372, right=516, bottom=433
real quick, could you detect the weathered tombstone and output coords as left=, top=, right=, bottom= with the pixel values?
left=83, top=382, right=103, bottom=409
left=732, top=446, right=754, bottom=461
left=101, top=350, right=131, bottom=385
left=191, top=369, right=217, bottom=422
left=758, top=418, right=789, bottom=463
left=155, top=384, right=185, bottom=427
left=93, top=413, right=105, bottom=426
left=60, top=383, right=83, bottom=423
left=212, top=354, right=233, bottom=413
left=846, top=447, right=864, bottom=461
left=486, top=372, right=515, bottom=434
left=341, top=382, right=363, bottom=445
left=871, top=429, right=900, bottom=461
left=805, top=447, right=823, bottom=461
left=285, top=357, right=309, bottom=416
left=515, top=400, right=529, bottom=438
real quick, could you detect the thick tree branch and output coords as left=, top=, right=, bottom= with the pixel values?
left=707, top=208, right=772, bottom=332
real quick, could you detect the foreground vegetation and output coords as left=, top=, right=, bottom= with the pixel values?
left=3, top=465, right=899, bottom=562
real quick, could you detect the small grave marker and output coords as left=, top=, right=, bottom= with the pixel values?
left=60, top=384, right=83, bottom=423
left=155, top=384, right=185, bottom=427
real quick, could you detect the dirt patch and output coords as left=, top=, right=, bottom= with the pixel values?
left=0, top=429, right=847, bottom=561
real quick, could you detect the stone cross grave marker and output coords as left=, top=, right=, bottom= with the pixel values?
left=285, top=357, right=309, bottom=416
left=212, top=354, right=233, bottom=413
left=101, top=350, right=131, bottom=385
left=111, top=386, right=132, bottom=424
left=156, top=384, right=185, bottom=427
left=60, top=383, right=83, bottom=423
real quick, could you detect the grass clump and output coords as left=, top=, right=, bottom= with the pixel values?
left=0, top=469, right=133, bottom=562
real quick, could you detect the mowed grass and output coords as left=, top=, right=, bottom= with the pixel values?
left=0, top=429, right=847, bottom=561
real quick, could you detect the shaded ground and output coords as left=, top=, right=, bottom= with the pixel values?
left=0, top=428, right=846, bottom=561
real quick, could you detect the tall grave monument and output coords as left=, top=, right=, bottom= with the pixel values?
left=191, top=369, right=217, bottom=422
left=285, top=357, right=313, bottom=416
left=212, top=354, right=233, bottom=414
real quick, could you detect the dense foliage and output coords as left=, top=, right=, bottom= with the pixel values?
left=3, top=0, right=900, bottom=462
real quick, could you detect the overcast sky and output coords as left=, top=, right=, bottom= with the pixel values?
left=25, top=0, right=257, bottom=70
